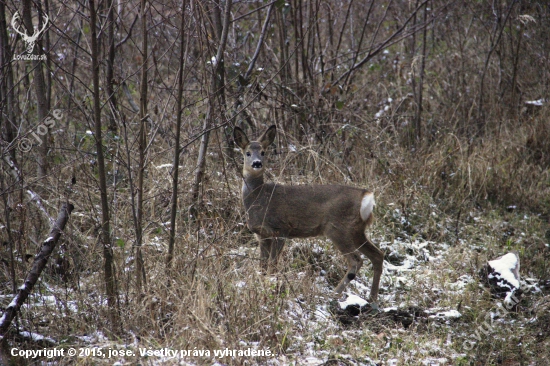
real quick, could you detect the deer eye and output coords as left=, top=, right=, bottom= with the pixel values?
left=261, top=151, right=265, bottom=156
left=246, top=152, right=251, bottom=157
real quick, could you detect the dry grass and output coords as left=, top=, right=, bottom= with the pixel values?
left=3, top=108, right=549, bottom=365
left=2, top=1, right=550, bottom=364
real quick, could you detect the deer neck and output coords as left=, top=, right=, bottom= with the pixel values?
left=242, top=172, right=265, bottom=199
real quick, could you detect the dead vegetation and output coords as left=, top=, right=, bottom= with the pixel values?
left=1, top=0, right=550, bottom=365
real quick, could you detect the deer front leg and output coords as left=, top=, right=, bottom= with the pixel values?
left=269, top=237, right=285, bottom=269
left=256, top=234, right=270, bottom=272
left=256, top=235, right=285, bottom=273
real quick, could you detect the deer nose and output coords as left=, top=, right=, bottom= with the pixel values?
left=252, top=160, right=262, bottom=169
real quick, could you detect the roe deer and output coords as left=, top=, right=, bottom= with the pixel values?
left=234, top=125, right=384, bottom=303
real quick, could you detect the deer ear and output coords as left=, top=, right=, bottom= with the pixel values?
left=233, top=127, right=249, bottom=150
left=259, top=125, right=277, bottom=148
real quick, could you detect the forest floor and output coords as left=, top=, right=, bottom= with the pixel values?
left=3, top=197, right=549, bottom=366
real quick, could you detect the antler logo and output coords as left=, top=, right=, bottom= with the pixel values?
left=11, top=11, right=49, bottom=54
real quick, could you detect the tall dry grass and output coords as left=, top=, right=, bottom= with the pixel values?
left=1, top=1, right=550, bottom=364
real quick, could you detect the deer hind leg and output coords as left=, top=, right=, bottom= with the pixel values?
left=334, top=250, right=363, bottom=295
left=355, top=234, right=384, bottom=303
left=327, top=231, right=363, bottom=295
left=256, top=235, right=285, bottom=273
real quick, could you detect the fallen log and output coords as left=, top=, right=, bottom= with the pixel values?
left=0, top=202, right=74, bottom=339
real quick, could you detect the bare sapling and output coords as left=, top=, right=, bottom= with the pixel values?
left=234, top=125, right=384, bottom=304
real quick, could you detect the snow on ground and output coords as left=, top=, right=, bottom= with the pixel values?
left=427, top=309, right=462, bottom=321
left=3, top=209, right=546, bottom=365
left=338, top=294, right=368, bottom=310
left=18, top=331, right=56, bottom=345
left=230, top=235, right=474, bottom=365
left=488, top=252, right=520, bottom=289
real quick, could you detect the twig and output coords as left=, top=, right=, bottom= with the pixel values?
left=115, top=14, right=139, bottom=48
left=332, top=0, right=430, bottom=87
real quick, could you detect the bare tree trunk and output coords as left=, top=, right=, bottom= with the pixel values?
left=298, top=0, right=307, bottom=84
left=89, top=0, right=120, bottom=331
left=509, top=17, right=523, bottom=118
left=409, top=0, right=419, bottom=144
left=167, top=0, right=188, bottom=271
left=414, top=1, right=429, bottom=144
left=191, top=0, right=232, bottom=205
left=67, top=16, right=83, bottom=141
left=22, top=0, right=49, bottom=178
left=106, top=0, right=119, bottom=132
left=0, top=0, right=17, bottom=158
left=135, top=0, right=148, bottom=293
left=42, top=0, right=52, bottom=109
left=0, top=171, right=16, bottom=295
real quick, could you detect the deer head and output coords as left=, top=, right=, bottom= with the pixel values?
left=11, top=11, right=49, bottom=54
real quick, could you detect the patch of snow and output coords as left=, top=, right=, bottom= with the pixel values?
left=521, top=277, right=542, bottom=293
left=428, top=309, right=461, bottom=320
left=76, top=331, right=109, bottom=344
left=503, top=290, right=520, bottom=309
left=300, top=356, right=325, bottom=365
left=488, top=253, right=520, bottom=289
left=8, top=295, right=20, bottom=308
left=338, top=294, right=367, bottom=310
left=525, top=98, right=546, bottom=106
left=314, top=305, right=331, bottom=321
left=19, top=331, right=56, bottom=344
left=384, top=258, right=415, bottom=271
left=421, top=357, right=449, bottom=365
left=449, top=274, right=474, bottom=291
left=155, top=164, right=173, bottom=169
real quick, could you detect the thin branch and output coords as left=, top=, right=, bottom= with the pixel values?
left=232, top=0, right=277, bottom=23
left=332, top=0, right=429, bottom=87
left=243, top=2, right=275, bottom=82
left=116, top=14, right=139, bottom=48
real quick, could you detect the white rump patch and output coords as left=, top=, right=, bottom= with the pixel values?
left=360, top=192, right=375, bottom=221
